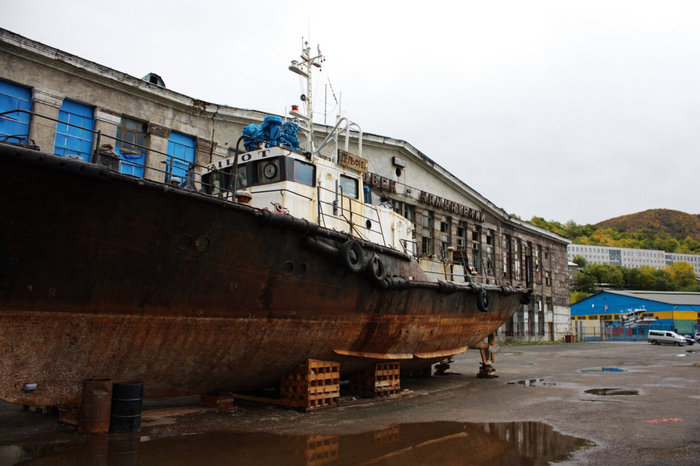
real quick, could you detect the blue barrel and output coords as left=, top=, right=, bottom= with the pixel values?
left=109, top=382, right=143, bottom=433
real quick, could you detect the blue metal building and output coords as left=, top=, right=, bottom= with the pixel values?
left=571, top=290, right=700, bottom=335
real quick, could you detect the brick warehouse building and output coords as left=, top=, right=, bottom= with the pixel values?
left=0, top=28, right=571, bottom=342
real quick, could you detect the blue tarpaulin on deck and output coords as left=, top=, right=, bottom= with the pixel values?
left=243, top=116, right=300, bottom=151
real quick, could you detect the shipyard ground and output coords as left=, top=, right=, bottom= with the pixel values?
left=1, top=341, right=699, bottom=465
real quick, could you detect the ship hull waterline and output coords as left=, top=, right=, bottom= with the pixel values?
left=0, top=143, right=526, bottom=406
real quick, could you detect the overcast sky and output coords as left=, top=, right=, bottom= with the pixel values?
left=4, top=0, right=699, bottom=225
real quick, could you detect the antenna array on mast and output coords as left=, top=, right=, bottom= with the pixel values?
left=288, top=38, right=325, bottom=153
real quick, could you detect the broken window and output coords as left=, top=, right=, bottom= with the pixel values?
left=421, top=236, right=432, bottom=256
left=404, top=204, right=416, bottom=223
left=115, top=116, right=148, bottom=177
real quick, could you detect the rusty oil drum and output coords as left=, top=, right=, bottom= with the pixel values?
left=110, top=382, right=144, bottom=433
left=78, top=378, right=113, bottom=434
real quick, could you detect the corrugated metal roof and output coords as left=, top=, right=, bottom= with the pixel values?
left=604, top=290, right=700, bottom=306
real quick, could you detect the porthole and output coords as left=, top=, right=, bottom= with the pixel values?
left=195, top=236, right=210, bottom=251
left=282, top=261, right=294, bottom=275
left=263, top=162, right=278, bottom=179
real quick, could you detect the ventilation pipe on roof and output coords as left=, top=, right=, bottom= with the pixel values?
left=142, top=73, right=165, bottom=88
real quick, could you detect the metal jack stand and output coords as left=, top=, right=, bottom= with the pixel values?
left=476, top=333, right=499, bottom=378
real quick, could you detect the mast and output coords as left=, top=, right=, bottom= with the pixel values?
left=288, top=40, right=324, bottom=153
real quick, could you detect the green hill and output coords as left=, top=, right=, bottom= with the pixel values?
left=596, top=209, right=700, bottom=242
left=529, top=209, right=700, bottom=254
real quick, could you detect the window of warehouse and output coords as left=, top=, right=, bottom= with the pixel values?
left=53, top=99, right=94, bottom=161
left=116, top=117, right=148, bottom=178
left=0, top=79, right=32, bottom=144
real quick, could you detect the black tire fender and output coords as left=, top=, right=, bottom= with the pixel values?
left=340, top=240, right=365, bottom=273
left=366, top=254, right=387, bottom=284
left=476, top=288, right=490, bottom=312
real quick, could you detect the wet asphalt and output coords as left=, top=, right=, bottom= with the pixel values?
left=1, top=341, right=699, bottom=465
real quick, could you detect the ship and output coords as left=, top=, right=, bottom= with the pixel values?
left=0, top=42, right=530, bottom=406
left=619, top=308, right=658, bottom=326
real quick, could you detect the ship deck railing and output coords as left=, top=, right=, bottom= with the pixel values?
left=316, top=182, right=391, bottom=248
left=0, top=109, right=225, bottom=196
left=1, top=109, right=401, bottom=252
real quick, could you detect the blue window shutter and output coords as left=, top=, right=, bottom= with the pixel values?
left=117, top=148, right=146, bottom=178
left=0, top=80, right=32, bottom=144
left=166, top=132, right=196, bottom=184
left=54, top=99, right=94, bottom=161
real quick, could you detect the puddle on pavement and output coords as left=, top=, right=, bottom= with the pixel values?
left=580, top=367, right=627, bottom=373
left=5, top=421, right=591, bottom=465
left=507, top=378, right=556, bottom=387
left=585, top=388, right=639, bottom=396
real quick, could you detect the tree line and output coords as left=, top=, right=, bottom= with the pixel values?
left=570, top=257, right=699, bottom=303
left=529, top=217, right=700, bottom=254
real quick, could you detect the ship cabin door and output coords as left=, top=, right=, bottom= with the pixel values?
left=317, top=167, right=362, bottom=229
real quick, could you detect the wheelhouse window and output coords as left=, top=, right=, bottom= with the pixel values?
left=339, top=175, right=358, bottom=199
left=215, top=156, right=314, bottom=191
left=257, top=158, right=281, bottom=185
left=293, top=159, right=315, bottom=186
left=236, top=167, right=248, bottom=189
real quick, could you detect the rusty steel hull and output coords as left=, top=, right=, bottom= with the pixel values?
left=0, top=143, right=525, bottom=406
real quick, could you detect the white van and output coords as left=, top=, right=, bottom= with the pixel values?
left=647, top=330, right=686, bottom=346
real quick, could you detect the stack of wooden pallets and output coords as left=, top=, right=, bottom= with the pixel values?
left=350, top=362, right=401, bottom=397
left=280, top=359, right=340, bottom=410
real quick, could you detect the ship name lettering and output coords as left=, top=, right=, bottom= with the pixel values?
left=363, top=172, right=397, bottom=193
left=419, top=191, right=483, bottom=222
left=338, top=150, right=368, bottom=173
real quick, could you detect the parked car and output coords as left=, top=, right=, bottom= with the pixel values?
left=647, top=330, right=687, bottom=346
left=694, top=332, right=700, bottom=343
left=682, top=335, right=696, bottom=345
